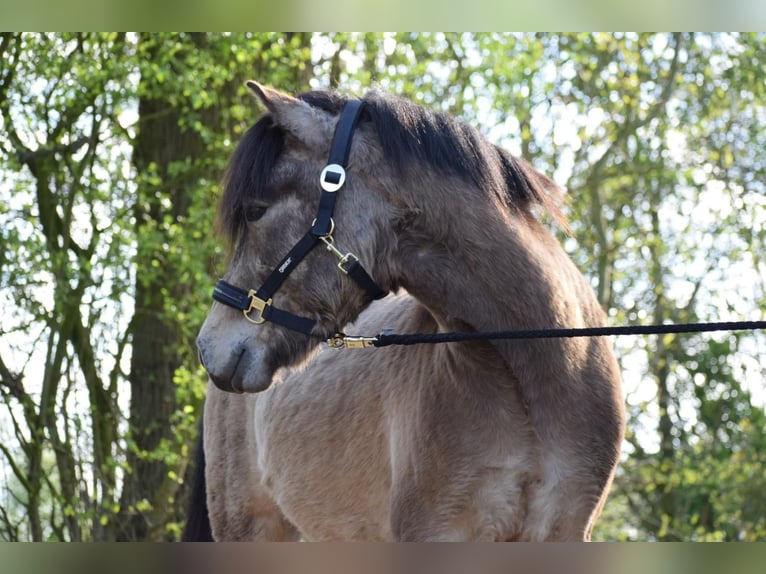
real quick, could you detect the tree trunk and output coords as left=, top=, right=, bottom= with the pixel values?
left=118, top=34, right=210, bottom=541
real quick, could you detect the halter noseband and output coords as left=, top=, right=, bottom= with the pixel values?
left=212, top=100, right=387, bottom=337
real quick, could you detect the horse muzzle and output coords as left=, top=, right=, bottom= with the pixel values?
left=197, top=336, right=273, bottom=394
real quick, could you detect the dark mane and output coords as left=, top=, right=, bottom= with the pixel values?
left=217, top=114, right=285, bottom=243
left=217, top=90, right=348, bottom=244
left=218, top=88, right=564, bottom=243
left=360, top=88, right=565, bottom=224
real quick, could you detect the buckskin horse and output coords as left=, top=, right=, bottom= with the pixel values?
left=185, top=83, right=625, bottom=541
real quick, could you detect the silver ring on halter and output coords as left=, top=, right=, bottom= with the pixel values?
left=311, top=217, right=335, bottom=238
left=320, top=164, right=346, bottom=192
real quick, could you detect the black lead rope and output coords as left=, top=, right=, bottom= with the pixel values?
left=327, top=321, right=766, bottom=349
left=329, top=320, right=766, bottom=349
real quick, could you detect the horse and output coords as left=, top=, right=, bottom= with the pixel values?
left=186, top=82, right=625, bottom=541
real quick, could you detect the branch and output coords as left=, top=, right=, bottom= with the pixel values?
left=0, top=33, right=29, bottom=158
left=622, top=490, right=687, bottom=541
left=69, top=317, right=118, bottom=496
left=25, top=139, right=89, bottom=259
left=0, top=443, right=31, bottom=493
left=0, top=354, right=25, bottom=400
left=622, top=426, right=648, bottom=460
left=17, top=136, right=91, bottom=165
left=0, top=383, right=36, bottom=462
left=583, top=33, right=684, bottom=192
left=0, top=32, right=12, bottom=61
left=443, top=34, right=468, bottom=115
left=0, top=503, right=21, bottom=541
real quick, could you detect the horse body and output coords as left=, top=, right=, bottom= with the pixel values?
left=193, top=84, right=625, bottom=541
left=205, top=292, right=539, bottom=541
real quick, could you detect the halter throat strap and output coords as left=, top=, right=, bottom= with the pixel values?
left=212, top=99, right=386, bottom=336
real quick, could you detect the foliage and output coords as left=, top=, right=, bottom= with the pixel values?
left=1, top=32, right=764, bottom=541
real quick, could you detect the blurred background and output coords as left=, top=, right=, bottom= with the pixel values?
left=2, top=0, right=766, bottom=30
left=0, top=32, right=764, bottom=541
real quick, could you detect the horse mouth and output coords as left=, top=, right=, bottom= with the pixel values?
left=200, top=346, right=274, bottom=394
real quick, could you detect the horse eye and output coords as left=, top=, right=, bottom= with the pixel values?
left=245, top=205, right=268, bottom=222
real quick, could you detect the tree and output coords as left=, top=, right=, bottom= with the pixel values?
left=0, top=31, right=317, bottom=541
left=117, top=31, right=317, bottom=541
left=0, top=32, right=134, bottom=540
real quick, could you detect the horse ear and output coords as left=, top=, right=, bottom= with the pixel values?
left=246, top=81, right=331, bottom=149
left=246, top=81, right=295, bottom=113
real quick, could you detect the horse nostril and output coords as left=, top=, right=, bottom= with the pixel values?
left=196, top=339, right=243, bottom=394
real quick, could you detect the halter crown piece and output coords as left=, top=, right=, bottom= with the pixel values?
left=212, top=100, right=387, bottom=338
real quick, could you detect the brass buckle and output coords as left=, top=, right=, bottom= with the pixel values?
left=243, top=291, right=272, bottom=324
left=326, top=334, right=378, bottom=349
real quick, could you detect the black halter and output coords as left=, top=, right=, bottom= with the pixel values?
left=212, top=100, right=387, bottom=336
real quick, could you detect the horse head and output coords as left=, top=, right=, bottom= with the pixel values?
left=197, top=84, right=396, bottom=393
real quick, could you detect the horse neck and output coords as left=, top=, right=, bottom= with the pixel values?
left=390, top=186, right=585, bottom=338
left=380, top=177, right=623, bottom=455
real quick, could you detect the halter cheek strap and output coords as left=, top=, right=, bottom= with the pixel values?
left=212, top=100, right=387, bottom=336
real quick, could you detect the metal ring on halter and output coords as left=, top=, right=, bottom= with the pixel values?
left=311, top=217, right=335, bottom=238
left=320, top=164, right=346, bottom=192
